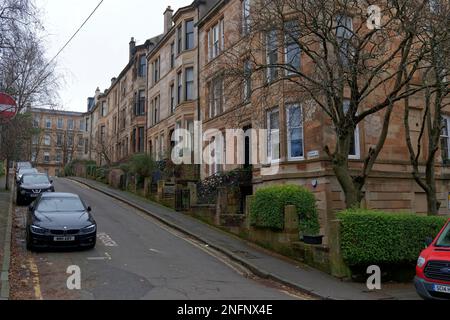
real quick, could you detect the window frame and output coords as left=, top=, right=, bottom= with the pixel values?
left=343, top=99, right=361, bottom=160
left=185, top=19, right=194, bottom=50
left=286, top=104, right=305, bottom=161
left=185, top=67, right=194, bottom=101
left=267, top=107, right=281, bottom=163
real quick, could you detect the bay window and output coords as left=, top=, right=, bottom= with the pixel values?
left=286, top=104, right=304, bottom=160
left=267, top=108, right=280, bottom=162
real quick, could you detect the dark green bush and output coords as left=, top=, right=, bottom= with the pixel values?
left=250, top=185, right=320, bottom=234
left=338, top=209, right=448, bottom=266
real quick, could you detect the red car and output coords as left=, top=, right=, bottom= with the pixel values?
left=415, top=219, right=450, bottom=300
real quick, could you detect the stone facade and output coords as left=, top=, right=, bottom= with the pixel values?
left=29, top=108, right=88, bottom=177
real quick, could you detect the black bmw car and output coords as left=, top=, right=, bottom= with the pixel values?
left=16, top=173, right=55, bottom=205
left=26, top=193, right=97, bottom=250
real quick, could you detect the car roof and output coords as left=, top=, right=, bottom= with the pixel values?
left=22, top=173, right=47, bottom=177
left=41, top=193, right=79, bottom=199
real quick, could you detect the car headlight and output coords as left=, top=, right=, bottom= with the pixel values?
left=417, top=256, right=427, bottom=268
left=81, top=224, right=96, bottom=234
left=30, top=225, right=47, bottom=235
left=20, top=190, right=26, bottom=195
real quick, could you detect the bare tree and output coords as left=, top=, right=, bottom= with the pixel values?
left=91, top=130, right=114, bottom=167
left=404, top=1, right=450, bottom=215
left=217, top=0, right=432, bottom=208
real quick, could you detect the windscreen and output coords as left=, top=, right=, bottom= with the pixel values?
left=37, top=198, right=85, bottom=213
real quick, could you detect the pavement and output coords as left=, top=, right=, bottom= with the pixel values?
left=68, top=176, right=421, bottom=300
left=0, top=175, right=13, bottom=300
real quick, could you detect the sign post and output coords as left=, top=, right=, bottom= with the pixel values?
left=0, top=92, right=18, bottom=190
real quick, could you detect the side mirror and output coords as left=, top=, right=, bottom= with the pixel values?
left=50, top=180, right=54, bottom=184
left=87, top=206, right=92, bottom=212
left=28, top=205, right=34, bottom=211
left=425, top=237, right=433, bottom=247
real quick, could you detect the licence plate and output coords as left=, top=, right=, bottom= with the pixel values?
left=53, top=236, right=75, bottom=242
left=433, top=285, right=450, bottom=294
left=30, top=194, right=38, bottom=198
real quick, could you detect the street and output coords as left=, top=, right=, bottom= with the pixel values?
left=9, top=178, right=311, bottom=300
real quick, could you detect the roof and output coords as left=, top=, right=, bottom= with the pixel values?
left=29, top=108, right=85, bottom=117
left=41, top=193, right=80, bottom=199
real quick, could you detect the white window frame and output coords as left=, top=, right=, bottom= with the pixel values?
left=343, top=100, right=361, bottom=160
left=267, top=108, right=280, bottom=163
left=45, top=118, right=52, bottom=129
left=44, top=135, right=51, bottom=146
left=242, top=0, right=251, bottom=35
left=266, top=29, right=278, bottom=82
left=284, top=21, right=301, bottom=75
left=441, top=116, right=450, bottom=161
left=286, top=104, right=305, bottom=161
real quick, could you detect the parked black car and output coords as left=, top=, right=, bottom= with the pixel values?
left=16, top=173, right=55, bottom=205
left=15, top=161, right=33, bottom=180
left=26, top=193, right=97, bottom=251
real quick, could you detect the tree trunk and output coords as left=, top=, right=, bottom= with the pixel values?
left=425, top=160, right=440, bottom=215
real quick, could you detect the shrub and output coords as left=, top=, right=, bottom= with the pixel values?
left=129, top=153, right=155, bottom=179
left=0, top=163, right=4, bottom=177
left=250, top=185, right=320, bottom=234
left=337, top=209, right=448, bottom=266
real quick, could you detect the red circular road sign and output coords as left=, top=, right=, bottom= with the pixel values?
left=0, top=92, right=18, bottom=120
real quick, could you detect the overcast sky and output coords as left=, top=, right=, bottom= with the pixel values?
left=36, top=0, right=191, bottom=113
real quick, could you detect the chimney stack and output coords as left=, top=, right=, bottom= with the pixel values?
left=164, top=6, right=174, bottom=34
left=129, top=37, right=136, bottom=61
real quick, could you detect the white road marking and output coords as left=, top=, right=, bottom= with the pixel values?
left=87, top=252, right=112, bottom=261
left=97, top=232, right=118, bottom=247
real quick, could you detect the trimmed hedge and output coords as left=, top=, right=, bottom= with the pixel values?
left=338, top=209, right=448, bottom=266
left=250, top=185, right=320, bottom=235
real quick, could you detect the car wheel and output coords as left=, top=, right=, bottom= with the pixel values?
left=16, top=194, right=22, bottom=206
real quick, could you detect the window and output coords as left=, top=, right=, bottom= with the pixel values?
left=138, top=90, right=145, bottom=116
left=177, top=25, right=182, bottom=54
left=101, top=101, right=107, bottom=117
left=153, top=96, right=160, bottom=124
left=170, top=42, right=175, bottom=69
left=242, top=0, right=251, bottom=35
left=44, top=152, right=50, bottom=163
left=266, top=29, right=278, bottom=82
left=159, top=134, right=165, bottom=159
left=79, top=119, right=85, bottom=131
left=85, top=118, right=89, bottom=132
left=243, top=59, right=252, bottom=101
left=132, top=128, right=137, bottom=153
left=185, top=20, right=194, bottom=50
left=208, top=20, right=224, bottom=60
left=185, top=67, right=194, bottom=101
left=56, top=133, right=63, bottom=147
left=177, top=71, right=183, bottom=104
left=139, top=127, right=145, bottom=153
left=45, top=118, right=52, bottom=129
left=32, top=135, right=39, bottom=145
left=57, top=118, right=63, bottom=129
left=84, top=139, right=89, bottom=154
left=153, top=57, right=160, bottom=84
left=285, top=20, right=301, bottom=74
left=44, top=135, right=51, bottom=146
left=267, top=108, right=280, bottom=162
left=68, top=119, right=74, bottom=131
left=78, top=135, right=84, bottom=147
left=68, top=135, right=74, bottom=147
left=33, top=117, right=40, bottom=128
left=138, top=55, right=147, bottom=77
left=441, top=116, right=450, bottom=162
left=31, top=152, right=37, bottom=162
left=209, top=77, right=223, bottom=118
left=56, top=153, right=62, bottom=164
left=343, top=100, right=360, bottom=159
left=336, top=15, right=354, bottom=66
left=170, top=83, right=175, bottom=114
left=286, top=104, right=304, bottom=160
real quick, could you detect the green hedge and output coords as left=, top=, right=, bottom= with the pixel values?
left=338, top=209, right=448, bottom=266
left=250, top=185, right=320, bottom=235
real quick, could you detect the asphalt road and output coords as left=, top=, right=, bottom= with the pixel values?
left=11, top=178, right=306, bottom=300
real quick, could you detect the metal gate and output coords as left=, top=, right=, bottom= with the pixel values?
left=175, top=189, right=190, bottom=212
